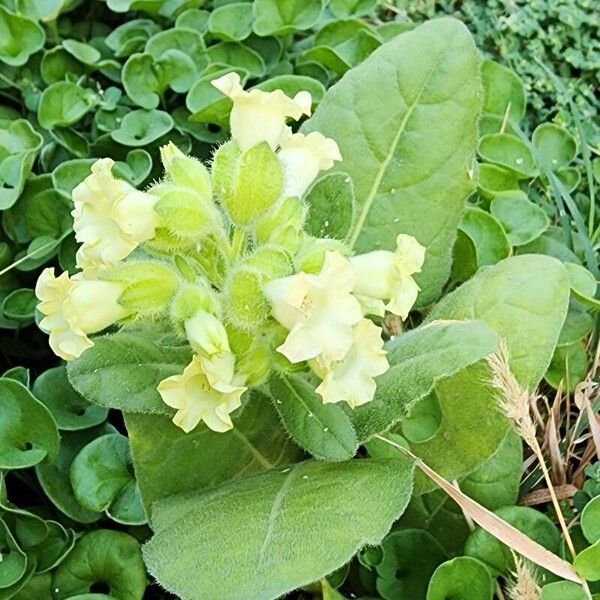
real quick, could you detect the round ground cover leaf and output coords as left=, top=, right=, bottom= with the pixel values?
left=38, top=82, right=97, bottom=130
left=33, top=366, right=108, bottom=431
left=426, top=556, right=494, bottom=600
left=302, top=19, right=481, bottom=307
left=270, top=374, right=358, bottom=461
left=70, top=433, right=146, bottom=525
left=0, top=119, right=43, bottom=209
left=0, top=6, right=45, bottom=67
left=52, top=530, right=146, bottom=600
left=544, top=341, right=588, bottom=392
left=401, top=392, right=442, bottom=444
left=477, top=163, right=519, bottom=198
left=465, top=506, right=560, bottom=576
left=542, top=581, right=587, bottom=600
left=581, top=496, right=600, bottom=544
left=460, top=430, right=522, bottom=511
left=490, top=191, right=550, bottom=246
left=533, top=123, right=577, bottom=169
left=253, top=0, right=324, bottom=36
left=459, top=206, right=510, bottom=267
left=68, top=329, right=192, bottom=415
left=375, top=529, right=447, bottom=600
left=574, top=540, right=600, bottom=582
left=478, top=133, right=537, bottom=178
left=208, top=2, right=254, bottom=41
left=0, top=379, right=60, bottom=469
left=36, top=425, right=115, bottom=524
left=207, top=42, right=266, bottom=78
left=558, top=306, right=593, bottom=347
left=329, top=0, right=377, bottom=18
left=0, top=519, right=27, bottom=589
left=110, top=109, right=174, bottom=146
left=305, top=172, right=355, bottom=240
left=52, top=159, right=95, bottom=196
left=255, top=75, right=326, bottom=106
left=480, top=59, right=525, bottom=123
left=144, top=458, right=414, bottom=600
left=2, top=289, right=36, bottom=323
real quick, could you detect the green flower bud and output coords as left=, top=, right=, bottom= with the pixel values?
left=245, top=246, right=293, bottom=280
left=226, top=325, right=272, bottom=386
left=171, top=282, right=219, bottom=323
left=295, top=237, right=350, bottom=274
left=212, top=140, right=283, bottom=225
left=152, top=184, right=221, bottom=243
left=223, top=266, right=270, bottom=331
left=254, top=196, right=306, bottom=253
left=104, top=261, right=180, bottom=316
left=161, top=142, right=212, bottom=199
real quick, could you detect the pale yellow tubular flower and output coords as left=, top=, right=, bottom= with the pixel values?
left=350, top=234, right=426, bottom=320
left=211, top=72, right=312, bottom=151
left=263, top=251, right=362, bottom=364
left=313, top=319, right=389, bottom=408
left=157, top=352, right=246, bottom=433
left=277, top=128, right=342, bottom=198
left=72, top=158, right=160, bottom=274
left=184, top=311, right=230, bottom=356
left=35, top=267, right=130, bottom=361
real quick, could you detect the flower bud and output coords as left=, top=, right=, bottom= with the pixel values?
left=226, top=325, right=272, bottom=386
left=185, top=311, right=229, bottom=356
left=170, top=282, right=219, bottom=322
left=223, top=266, right=270, bottom=331
left=160, top=142, right=212, bottom=199
left=152, top=184, right=221, bottom=244
left=245, top=246, right=293, bottom=280
left=212, top=141, right=284, bottom=225
left=104, top=261, right=179, bottom=316
left=254, top=196, right=306, bottom=253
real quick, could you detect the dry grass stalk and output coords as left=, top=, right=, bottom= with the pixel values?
left=486, top=342, right=578, bottom=560
left=505, top=556, right=541, bottom=600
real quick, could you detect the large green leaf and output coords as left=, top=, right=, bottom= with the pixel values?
left=414, top=255, right=570, bottom=489
left=125, top=394, right=301, bottom=516
left=68, top=330, right=192, bottom=415
left=302, top=18, right=481, bottom=305
left=352, top=320, right=498, bottom=442
left=144, top=457, right=414, bottom=600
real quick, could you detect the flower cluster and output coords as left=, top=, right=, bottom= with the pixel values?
left=35, top=73, right=425, bottom=434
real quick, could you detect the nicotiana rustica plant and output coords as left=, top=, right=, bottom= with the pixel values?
left=35, top=72, right=426, bottom=434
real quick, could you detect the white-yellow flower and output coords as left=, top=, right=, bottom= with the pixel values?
left=264, top=251, right=362, bottom=364
left=35, top=267, right=129, bottom=361
left=277, top=128, right=342, bottom=198
left=157, top=352, right=246, bottom=433
left=72, top=158, right=159, bottom=274
left=313, top=319, right=389, bottom=408
left=211, top=72, right=312, bottom=151
left=185, top=311, right=230, bottom=356
left=350, top=234, right=426, bottom=319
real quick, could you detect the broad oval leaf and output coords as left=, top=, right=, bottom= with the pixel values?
left=303, top=18, right=481, bottom=306
left=144, top=457, right=414, bottom=600
left=426, top=556, right=494, bottom=600
left=68, top=330, right=192, bottom=415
